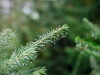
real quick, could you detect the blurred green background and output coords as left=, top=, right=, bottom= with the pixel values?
left=0, top=0, right=100, bottom=75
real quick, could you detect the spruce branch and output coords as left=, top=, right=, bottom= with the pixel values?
left=0, top=28, right=17, bottom=61
left=31, top=67, right=47, bottom=75
left=83, top=18, right=100, bottom=36
left=90, top=56, right=100, bottom=72
left=10, top=67, right=47, bottom=75
left=71, top=54, right=82, bottom=75
left=75, top=37, right=100, bottom=58
left=0, top=24, right=69, bottom=74
left=0, top=28, right=16, bottom=51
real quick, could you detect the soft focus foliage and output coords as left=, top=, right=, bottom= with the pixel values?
left=0, top=0, right=100, bottom=75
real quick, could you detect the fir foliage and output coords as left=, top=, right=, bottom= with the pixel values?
left=0, top=25, right=69, bottom=75
left=83, top=18, right=100, bottom=36
left=0, top=28, right=17, bottom=61
left=0, top=28, right=16, bottom=51
left=75, top=18, right=100, bottom=74
left=11, top=67, right=47, bottom=75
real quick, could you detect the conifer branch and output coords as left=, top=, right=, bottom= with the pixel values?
left=10, top=67, right=47, bottom=75
left=71, top=54, right=82, bottom=75
left=31, top=67, right=47, bottom=75
left=90, top=56, right=100, bottom=72
left=75, top=37, right=100, bottom=58
left=0, top=28, right=16, bottom=51
left=83, top=18, right=100, bottom=36
left=0, top=24, right=69, bottom=74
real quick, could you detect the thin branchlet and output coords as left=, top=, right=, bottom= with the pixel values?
left=30, top=67, right=47, bottom=75
left=9, top=67, right=47, bottom=75
left=90, top=56, right=100, bottom=72
left=0, top=28, right=16, bottom=51
left=83, top=18, right=100, bottom=36
left=75, top=37, right=100, bottom=58
left=0, top=24, right=69, bottom=74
